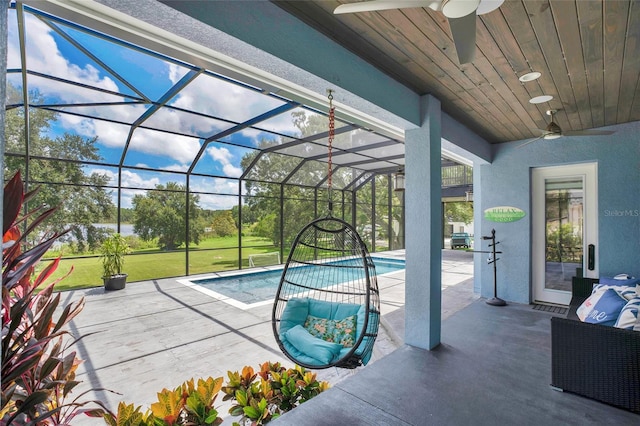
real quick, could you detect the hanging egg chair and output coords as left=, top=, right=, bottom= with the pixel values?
left=271, top=91, right=381, bottom=369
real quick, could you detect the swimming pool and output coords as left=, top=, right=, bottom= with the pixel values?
left=178, top=257, right=405, bottom=310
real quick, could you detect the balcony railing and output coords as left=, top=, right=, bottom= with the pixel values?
left=442, top=164, right=472, bottom=187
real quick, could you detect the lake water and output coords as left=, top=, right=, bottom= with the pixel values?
left=93, top=223, right=136, bottom=236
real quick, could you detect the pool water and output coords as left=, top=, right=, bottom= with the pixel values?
left=186, top=257, right=404, bottom=306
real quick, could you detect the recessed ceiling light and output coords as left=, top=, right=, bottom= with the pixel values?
left=529, top=95, right=553, bottom=104
left=519, top=71, right=542, bottom=82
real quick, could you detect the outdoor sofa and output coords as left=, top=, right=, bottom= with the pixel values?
left=550, top=276, right=640, bottom=413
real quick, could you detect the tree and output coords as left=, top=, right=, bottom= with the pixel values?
left=238, top=110, right=403, bottom=249
left=445, top=202, right=474, bottom=225
left=210, top=210, right=237, bottom=237
left=132, top=182, right=204, bottom=250
left=3, top=85, right=114, bottom=253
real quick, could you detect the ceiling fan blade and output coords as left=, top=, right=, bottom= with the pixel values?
left=517, top=136, right=543, bottom=148
left=333, top=1, right=438, bottom=15
left=448, top=12, right=477, bottom=64
left=562, top=130, right=616, bottom=136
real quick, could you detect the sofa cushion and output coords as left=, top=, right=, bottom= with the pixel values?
left=614, top=297, right=640, bottom=330
left=577, top=287, right=628, bottom=326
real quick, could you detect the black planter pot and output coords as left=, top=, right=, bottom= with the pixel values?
left=103, top=274, right=127, bottom=291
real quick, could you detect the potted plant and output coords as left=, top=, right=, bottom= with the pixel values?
left=100, top=233, right=131, bottom=290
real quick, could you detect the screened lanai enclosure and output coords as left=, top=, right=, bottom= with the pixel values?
left=3, top=2, right=410, bottom=288
left=3, top=2, right=473, bottom=289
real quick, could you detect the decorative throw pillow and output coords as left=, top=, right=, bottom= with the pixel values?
left=303, top=314, right=357, bottom=348
left=592, top=283, right=637, bottom=301
left=598, top=276, right=640, bottom=287
left=614, top=298, right=640, bottom=330
left=577, top=288, right=628, bottom=326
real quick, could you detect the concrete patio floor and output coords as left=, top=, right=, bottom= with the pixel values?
left=61, top=249, right=475, bottom=424
left=274, top=300, right=639, bottom=425
left=60, top=249, right=637, bottom=425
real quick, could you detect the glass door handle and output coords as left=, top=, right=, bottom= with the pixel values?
left=588, top=244, right=595, bottom=271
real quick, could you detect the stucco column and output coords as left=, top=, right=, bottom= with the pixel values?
left=404, top=94, right=442, bottom=349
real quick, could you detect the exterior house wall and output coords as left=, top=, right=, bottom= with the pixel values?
left=475, top=120, right=640, bottom=304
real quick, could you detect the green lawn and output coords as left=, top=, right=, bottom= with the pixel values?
left=42, top=236, right=279, bottom=292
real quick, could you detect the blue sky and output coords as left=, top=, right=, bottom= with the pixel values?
left=7, top=7, right=326, bottom=209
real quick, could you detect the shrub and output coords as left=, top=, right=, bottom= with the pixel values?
left=221, top=362, right=329, bottom=425
left=99, top=377, right=224, bottom=426
left=1, top=172, right=106, bottom=424
left=97, top=362, right=329, bottom=426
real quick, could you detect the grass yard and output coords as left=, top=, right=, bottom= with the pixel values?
left=43, top=236, right=279, bottom=292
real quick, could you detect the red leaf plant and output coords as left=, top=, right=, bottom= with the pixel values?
left=1, top=172, right=111, bottom=424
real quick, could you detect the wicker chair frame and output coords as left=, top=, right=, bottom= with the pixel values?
left=272, top=216, right=381, bottom=369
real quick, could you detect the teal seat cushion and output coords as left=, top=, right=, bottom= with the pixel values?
left=278, top=297, right=376, bottom=366
left=283, top=325, right=343, bottom=364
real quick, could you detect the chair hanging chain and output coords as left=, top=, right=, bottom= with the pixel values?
left=327, top=90, right=335, bottom=213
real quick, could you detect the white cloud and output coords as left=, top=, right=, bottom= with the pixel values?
left=87, top=166, right=244, bottom=210
left=191, top=176, right=240, bottom=195
left=128, top=128, right=201, bottom=165
left=88, top=168, right=161, bottom=190
left=169, top=73, right=283, bottom=125
left=14, top=15, right=120, bottom=103
left=198, top=193, right=239, bottom=210
left=120, top=170, right=161, bottom=189
left=9, top=11, right=294, bottom=169
left=253, top=109, right=306, bottom=137
left=206, top=146, right=242, bottom=177
left=11, top=13, right=206, bottom=166
left=168, top=63, right=183, bottom=84
left=163, top=164, right=190, bottom=173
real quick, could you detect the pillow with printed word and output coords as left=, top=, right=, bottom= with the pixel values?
left=577, top=287, right=628, bottom=326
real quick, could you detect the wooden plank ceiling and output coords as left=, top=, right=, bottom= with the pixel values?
left=273, top=0, right=640, bottom=144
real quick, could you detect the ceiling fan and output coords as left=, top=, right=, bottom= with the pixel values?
left=333, top=0, right=505, bottom=64
left=519, top=109, right=616, bottom=147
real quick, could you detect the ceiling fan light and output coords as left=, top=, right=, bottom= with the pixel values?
left=529, top=95, right=553, bottom=104
left=544, top=133, right=561, bottom=140
left=476, top=0, right=505, bottom=15
left=441, top=0, right=480, bottom=18
left=519, top=71, right=541, bottom=82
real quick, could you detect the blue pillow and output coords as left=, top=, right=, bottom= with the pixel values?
left=598, top=276, right=640, bottom=287
left=577, top=288, right=628, bottom=326
left=614, top=298, right=640, bottom=330
left=283, top=325, right=343, bottom=364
